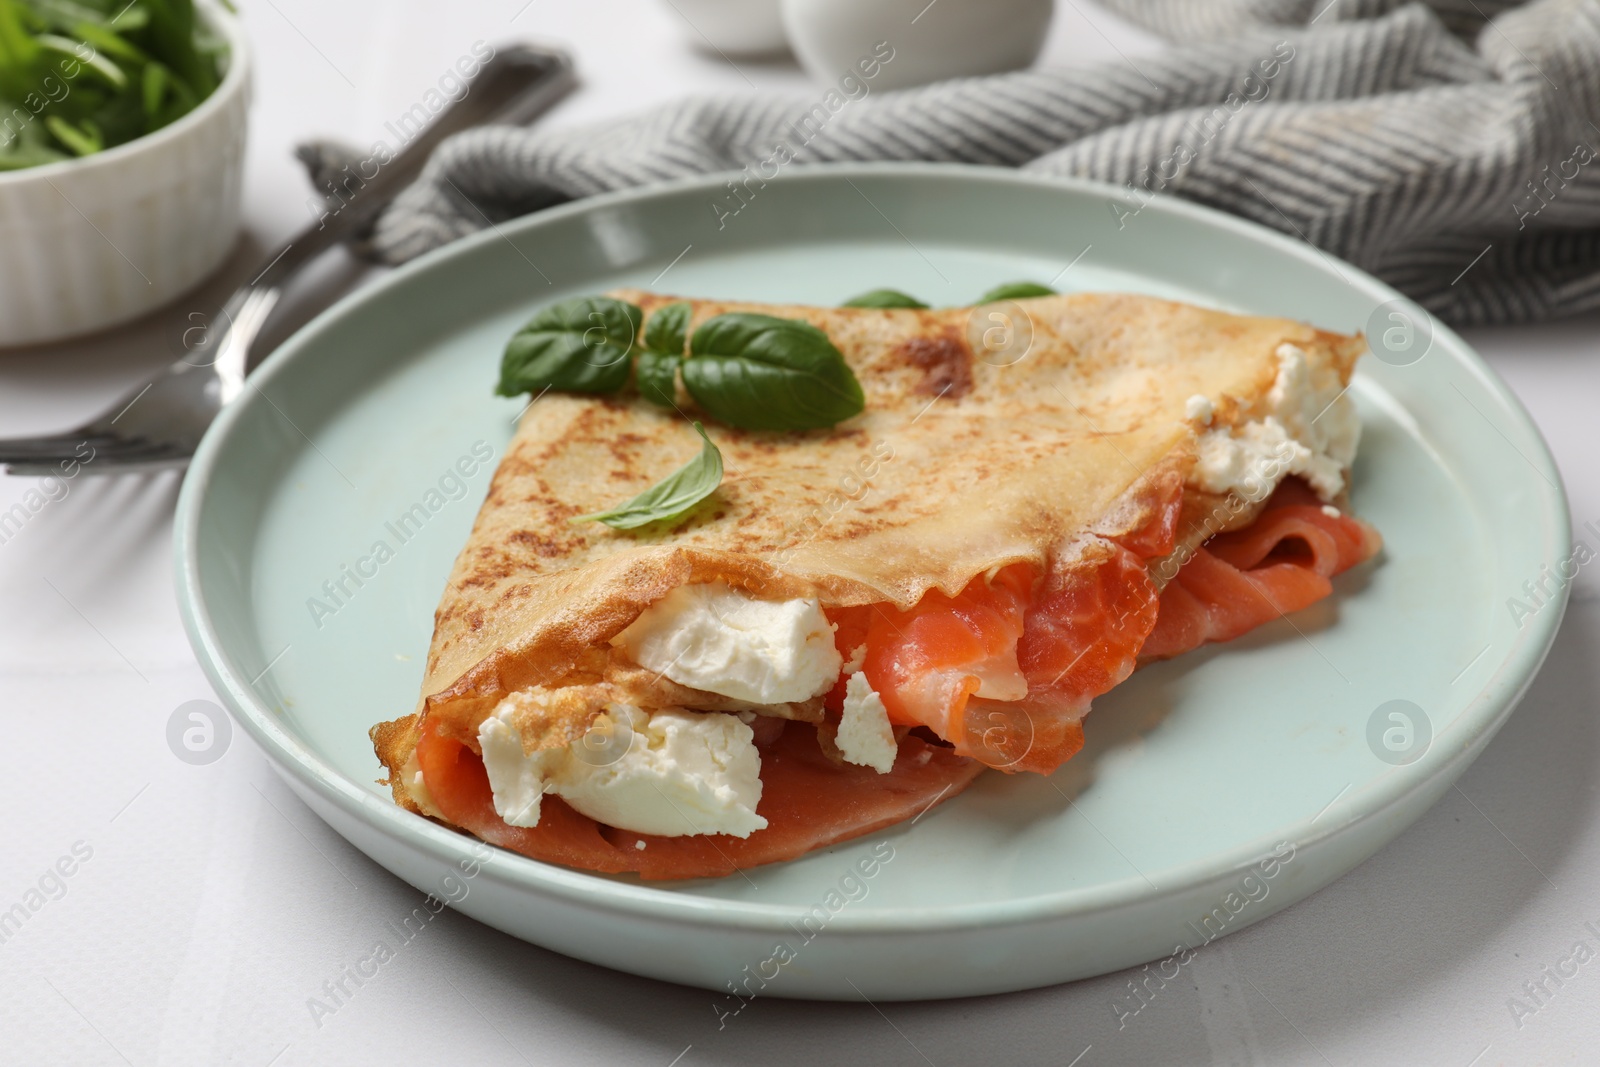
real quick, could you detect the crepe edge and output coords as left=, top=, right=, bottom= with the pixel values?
left=372, top=714, right=424, bottom=815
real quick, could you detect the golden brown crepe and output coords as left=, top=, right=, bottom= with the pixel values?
left=372, top=291, right=1373, bottom=878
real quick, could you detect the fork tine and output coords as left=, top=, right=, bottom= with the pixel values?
left=2, top=454, right=185, bottom=474
left=4, top=454, right=187, bottom=476
left=0, top=432, right=120, bottom=455
left=0, top=438, right=178, bottom=468
left=0, top=450, right=90, bottom=467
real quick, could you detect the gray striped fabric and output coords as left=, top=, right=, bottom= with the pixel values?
left=353, top=0, right=1600, bottom=326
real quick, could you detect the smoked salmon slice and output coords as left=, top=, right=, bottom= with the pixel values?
left=1141, top=481, right=1382, bottom=661
left=852, top=563, right=1035, bottom=748
left=842, top=471, right=1185, bottom=776
left=982, top=542, right=1161, bottom=773
left=823, top=475, right=1376, bottom=777
left=415, top=718, right=982, bottom=881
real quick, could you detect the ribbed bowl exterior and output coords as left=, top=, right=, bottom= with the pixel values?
left=0, top=3, right=251, bottom=347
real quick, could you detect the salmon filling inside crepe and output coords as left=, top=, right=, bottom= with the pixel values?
left=372, top=291, right=1382, bottom=880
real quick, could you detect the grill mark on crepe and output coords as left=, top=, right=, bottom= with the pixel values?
left=893, top=328, right=975, bottom=398
left=507, top=529, right=581, bottom=558
left=606, top=431, right=652, bottom=471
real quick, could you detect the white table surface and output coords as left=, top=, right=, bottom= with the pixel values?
left=3, top=3, right=1598, bottom=1065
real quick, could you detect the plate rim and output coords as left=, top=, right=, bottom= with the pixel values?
left=174, top=161, right=1572, bottom=934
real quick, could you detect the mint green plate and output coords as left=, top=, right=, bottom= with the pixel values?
left=175, top=165, right=1569, bottom=1000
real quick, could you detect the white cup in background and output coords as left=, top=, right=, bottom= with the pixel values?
left=665, top=0, right=791, bottom=57
left=782, top=0, right=1053, bottom=90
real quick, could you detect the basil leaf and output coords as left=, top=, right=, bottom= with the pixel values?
left=636, top=349, right=681, bottom=408
left=644, top=301, right=691, bottom=356
left=576, top=422, right=723, bottom=529
left=683, top=313, right=865, bottom=431
left=496, top=296, right=641, bottom=397
left=841, top=288, right=928, bottom=309
left=977, top=282, right=1056, bottom=303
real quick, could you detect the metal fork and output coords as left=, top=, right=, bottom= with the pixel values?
left=1, top=43, right=577, bottom=477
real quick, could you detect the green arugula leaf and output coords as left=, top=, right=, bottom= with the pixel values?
left=841, top=288, right=928, bottom=309
left=109, top=7, right=151, bottom=31
left=576, top=422, right=723, bottom=530
left=643, top=300, right=690, bottom=356
left=0, top=0, right=44, bottom=104
left=683, top=312, right=865, bottom=431
left=0, top=134, right=65, bottom=168
left=0, top=0, right=224, bottom=170
left=497, top=296, right=642, bottom=397
left=636, top=349, right=681, bottom=408
left=139, top=59, right=165, bottom=115
left=38, top=30, right=123, bottom=86
left=142, top=0, right=212, bottom=98
left=977, top=281, right=1056, bottom=303
left=66, top=22, right=150, bottom=65
left=44, top=113, right=99, bottom=154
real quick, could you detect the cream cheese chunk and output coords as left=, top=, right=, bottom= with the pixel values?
left=1184, top=393, right=1215, bottom=425
left=1189, top=342, right=1359, bottom=502
left=837, top=672, right=897, bottom=774
left=613, top=582, right=843, bottom=704
left=477, top=701, right=767, bottom=838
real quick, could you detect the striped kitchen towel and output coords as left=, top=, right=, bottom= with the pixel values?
left=333, top=0, right=1600, bottom=326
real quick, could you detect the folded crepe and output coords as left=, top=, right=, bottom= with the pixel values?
left=372, top=290, right=1381, bottom=880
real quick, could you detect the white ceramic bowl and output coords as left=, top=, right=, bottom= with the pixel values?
left=782, top=0, right=1052, bottom=90
left=0, top=1, right=250, bottom=348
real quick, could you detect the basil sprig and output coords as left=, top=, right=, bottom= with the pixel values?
left=497, top=296, right=642, bottom=397
left=497, top=296, right=865, bottom=432
left=644, top=300, right=690, bottom=355
left=637, top=301, right=689, bottom=408
left=635, top=349, right=681, bottom=408
left=683, top=313, right=865, bottom=431
left=841, top=288, right=928, bottom=309
left=977, top=281, right=1056, bottom=302
left=837, top=281, right=1058, bottom=309
left=575, top=422, right=723, bottom=529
